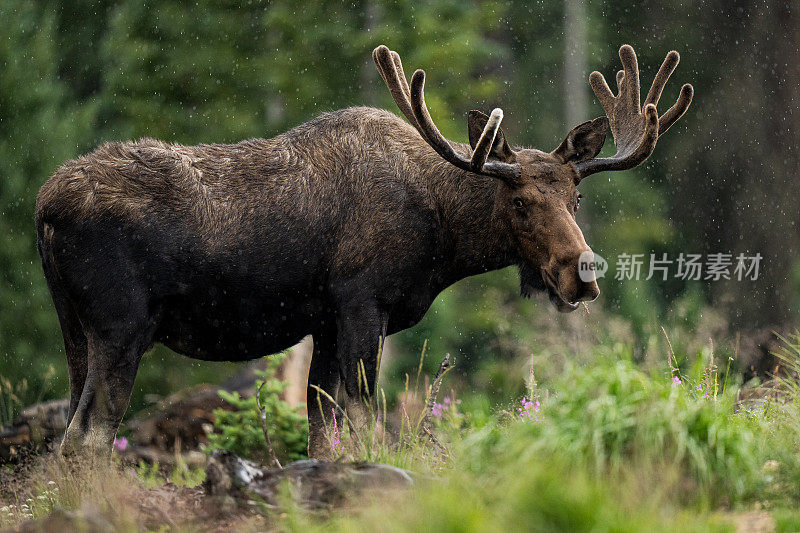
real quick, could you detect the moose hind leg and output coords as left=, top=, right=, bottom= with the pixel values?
left=61, top=332, right=150, bottom=457
left=59, top=277, right=154, bottom=457
left=46, top=281, right=88, bottom=428
left=39, top=222, right=88, bottom=427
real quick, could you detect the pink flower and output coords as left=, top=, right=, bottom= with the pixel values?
left=518, top=396, right=541, bottom=420
left=672, top=376, right=682, bottom=385
left=432, top=402, right=445, bottom=419
left=113, top=436, right=128, bottom=452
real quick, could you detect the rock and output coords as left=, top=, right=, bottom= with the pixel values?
left=204, top=450, right=413, bottom=509
left=126, top=385, right=233, bottom=453
left=0, top=399, right=69, bottom=464
left=3, top=508, right=114, bottom=533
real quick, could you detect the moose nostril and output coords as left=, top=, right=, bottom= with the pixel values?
left=577, top=281, right=600, bottom=302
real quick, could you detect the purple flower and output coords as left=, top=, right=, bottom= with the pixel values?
left=431, top=402, right=445, bottom=419
left=518, top=396, right=541, bottom=420
left=672, top=376, right=682, bottom=385
left=113, top=436, right=128, bottom=452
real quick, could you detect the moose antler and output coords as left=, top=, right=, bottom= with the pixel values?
left=575, top=44, right=693, bottom=179
left=373, top=45, right=521, bottom=184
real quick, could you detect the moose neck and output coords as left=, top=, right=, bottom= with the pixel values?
left=420, top=152, right=516, bottom=285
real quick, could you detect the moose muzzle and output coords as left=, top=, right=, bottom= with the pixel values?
left=544, top=249, right=600, bottom=312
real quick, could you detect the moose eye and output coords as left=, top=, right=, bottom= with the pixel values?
left=513, top=198, right=524, bottom=210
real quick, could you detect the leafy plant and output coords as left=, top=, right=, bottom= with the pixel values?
left=207, top=354, right=308, bottom=463
left=130, top=458, right=205, bottom=489
left=463, top=350, right=762, bottom=504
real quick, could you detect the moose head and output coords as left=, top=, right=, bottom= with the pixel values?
left=374, top=44, right=693, bottom=312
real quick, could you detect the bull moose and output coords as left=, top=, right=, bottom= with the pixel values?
left=35, top=44, right=692, bottom=459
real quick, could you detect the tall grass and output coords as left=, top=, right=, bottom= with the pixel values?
left=0, top=365, right=56, bottom=428
left=5, top=334, right=800, bottom=531
left=287, top=333, right=800, bottom=531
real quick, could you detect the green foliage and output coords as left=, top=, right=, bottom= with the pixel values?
left=131, top=458, right=205, bottom=489
left=97, top=0, right=506, bottom=144
left=0, top=365, right=56, bottom=428
left=320, top=456, right=720, bottom=533
left=0, top=1, right=97, bottom=397
left=461, top=355, right=761, bottom=504
left=207, top=354, right=308, bottom=463
left=282, top=339, right=800, bottom=532
left=748, top=333, right=800, bottom=504
left=287, top=350, right=765, bottom=531
left=7, top=335, right=800, bottom=530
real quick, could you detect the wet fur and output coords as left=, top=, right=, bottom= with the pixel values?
left=36, top=107, right=521, bottom=457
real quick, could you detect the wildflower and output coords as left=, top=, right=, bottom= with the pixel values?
left=113, top=436, right=128, bottom=452
left=401, top=400, right=412, bottom=427
left=518, top=396, right=541, bottom=420
left=672, top=376, right=682, bottom=385
left=330, top=408, right=344, bottom=453
left=431, top=402, right=444, bottom=419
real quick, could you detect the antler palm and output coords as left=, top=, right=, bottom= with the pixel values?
left=576, top=45, right=694, bottom=178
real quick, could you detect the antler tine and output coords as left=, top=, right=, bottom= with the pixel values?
left=409, top=69, right=518, bottom=180
left=470, top=108, right=503, bottom=171
left=389, top=52, right=414, bottom=113
left=373, top=46, right=424, bottom=135
left=373, top=45, right=520, bottom=183
left=618, top=45, right=640, bottom=111
left=658, top=83, right=693, bottom=135
left=645, top=51, right=680, bottom=107
left=616, top=70, right=625, bottom=96
left=577, top=44, right=694, bottom=179
left=408, top=69, right=470, bottom=167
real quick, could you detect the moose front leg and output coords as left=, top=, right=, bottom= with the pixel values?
left=307, top=322, right=342, bottom=459
left=335, top=299, right=387, bottom=444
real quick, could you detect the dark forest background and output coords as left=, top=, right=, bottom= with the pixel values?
left=1, top=0, right=798, bottom=413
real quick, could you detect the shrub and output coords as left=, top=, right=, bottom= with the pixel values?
left=462, top=354, right=762, bottom=504
left=206, top=354, right=308, bottom=463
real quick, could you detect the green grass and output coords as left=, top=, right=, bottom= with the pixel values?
left=279, top=332, right=800, bottom=532
left=3, top=332, right=800, bottom=531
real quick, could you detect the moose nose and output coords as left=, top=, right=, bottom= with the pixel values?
left=552, top=249, right=601, bottom=304
left=574, top=249, right=600, bottom=302
left=575, top=278, right=600, bottom=302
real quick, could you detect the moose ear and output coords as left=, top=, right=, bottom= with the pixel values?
left=552, top=117, right=608, bottom=164
left=467, top=110, right=516, bottom=163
